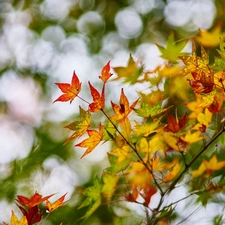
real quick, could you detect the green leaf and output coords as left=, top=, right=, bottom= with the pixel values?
left=101, top=172, right=118, bottom=201
left=210, top=58, right=225, bottom=71
left=106, top=156, right=132, bottom=173
left=156, top=32, right=188, bottom=63
left=217, top=38, right=225, bottom=58
left=113, top=54, right=144, bottom=84
left=134, top=102, right=168, bottom=118
left=78, top=177, right=102, bottom=219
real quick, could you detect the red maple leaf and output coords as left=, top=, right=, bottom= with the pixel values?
left=88, top=82, right=105, bottom=112
left=164, top=111, right=187, bottom=133
left=54, top=71, right=81, bottom=103
left=16, top=192, right=54, bottom=208
left=188, top=71, right=214, bottom=94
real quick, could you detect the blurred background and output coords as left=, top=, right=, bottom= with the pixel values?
left=0, top=0, right=225, bottom=224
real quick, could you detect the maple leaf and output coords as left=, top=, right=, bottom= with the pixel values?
left=16, top=192, right=54, bottom=208
left=134, top=102, right=170, bottom=118
left=111, top=88, right=139, bottom=121
left=54, top=71, right=81, bottom=103
left=125, top=187, right=139, bottom=203
left=78, top=177, right=102, bottom=220
left=188, top=70, right=214, bottom=94
left=88, top=82, right=105, bottom=112
left=16, top=205, right=42, bottom=225
left=178, top=41, right=210, bottom=76
left=192, top=108, right=212, bottom=132
left=46, top=193, right=68, bottom=213
left=126, top=161, right=153, bottom=190
left=101, top=172, right=118, bottom=201
left=140, top=185, right=157, bottom=206
left=164, top=111, right=187, bottom=133
left=134, top=117, right=162, bottom=137
left=99, top=61, right=112, bottom=83
left=76, top=123, right=103, bottom=158
left=192, top=155, right=225, bottom=178
left=4, top=211, right=28, bottom=225
left=163, top=158, right=181, bottom=182
left=208, top=95, right=223, bottom=113
left=195, top=22, right=225, bottom=47
left=180, top=130, right=204, bottom=144
left=64, top=106, right=91, bottom=144
left=113, top=54, right=144, bottom=84
left=156, top=32, right=188, bottom=63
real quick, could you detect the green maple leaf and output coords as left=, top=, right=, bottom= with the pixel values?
left=134, top=102, right=170, bottom=118
left=156, top=32, right=188, bottom=63
left=78, top=177, right=102, bottom=220
left=113, top=54, right=144, bottom=84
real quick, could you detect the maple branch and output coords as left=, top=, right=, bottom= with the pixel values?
left=165, top=124, right=225, bottom=195
left=101, top=109, right=163, bottom=194
left=148, top=125, right=225, bottom=225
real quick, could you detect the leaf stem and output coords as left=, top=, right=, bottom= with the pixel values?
left=77, top=95, right=90, bottom=104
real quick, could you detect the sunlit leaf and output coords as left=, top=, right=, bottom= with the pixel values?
left=111, top=88, right=139, bottom=121
left=64, top=106, right=91, bottom=144
left=101, top=172, right=118, bottom=201
left=113, top=54, right=144, bottom=84
left=156, top=32, right=188, bottom=63
left=192, top=155, right=225, bottom=178
left=5, top=211, right=28, bottom=225
left=99, top=61, right=112, bottom=83
left=195, top=22, right=225, bottom=47
left=88, top=82, right=105, bottom=112
left=16, top=192, right=54, bottom=208
left=46, top=193, right=68, bottom=213
left=54, top=71, right=82, bottom=103
left=76, top=123, right=103, bottom=158
left=163, top=158, right=181, bottom=182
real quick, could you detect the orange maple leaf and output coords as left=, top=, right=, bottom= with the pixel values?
left=111, top=88, right=139, bottom=121
left=46, top=193, right=68, bottom=213
left=16, top=192, right=54, bottom=208
left=99, top=61, right=112, bottom=83
left=88, top=82, right=105, bottom=112
left=76, top=124, right=103, bottom=158
left=54, top=71, right=81, bottom=103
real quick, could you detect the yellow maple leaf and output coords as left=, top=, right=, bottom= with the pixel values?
left=192, top=108, right=212, bottom=131
left=46, top=193, right=68, bottom=213
left=178, top=41, right=209, bottom=76
left=195, top=22, right=225, bottom=47
left=4, top=211, right=28, bottom=225
left=185, top=94, right=204, bottom=119
left=126, top=161, right=153, bottom=189
left=163, top=132, right=180, bottom=151
left=163, top=158, right=181, bottom=182
left=111, top=144, right=130, bottom=163
left=180, top=130, right=204, bottom=144
left=76, top=124, right=103, bottom=158
left=192, top=155, right=225, bottom=178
